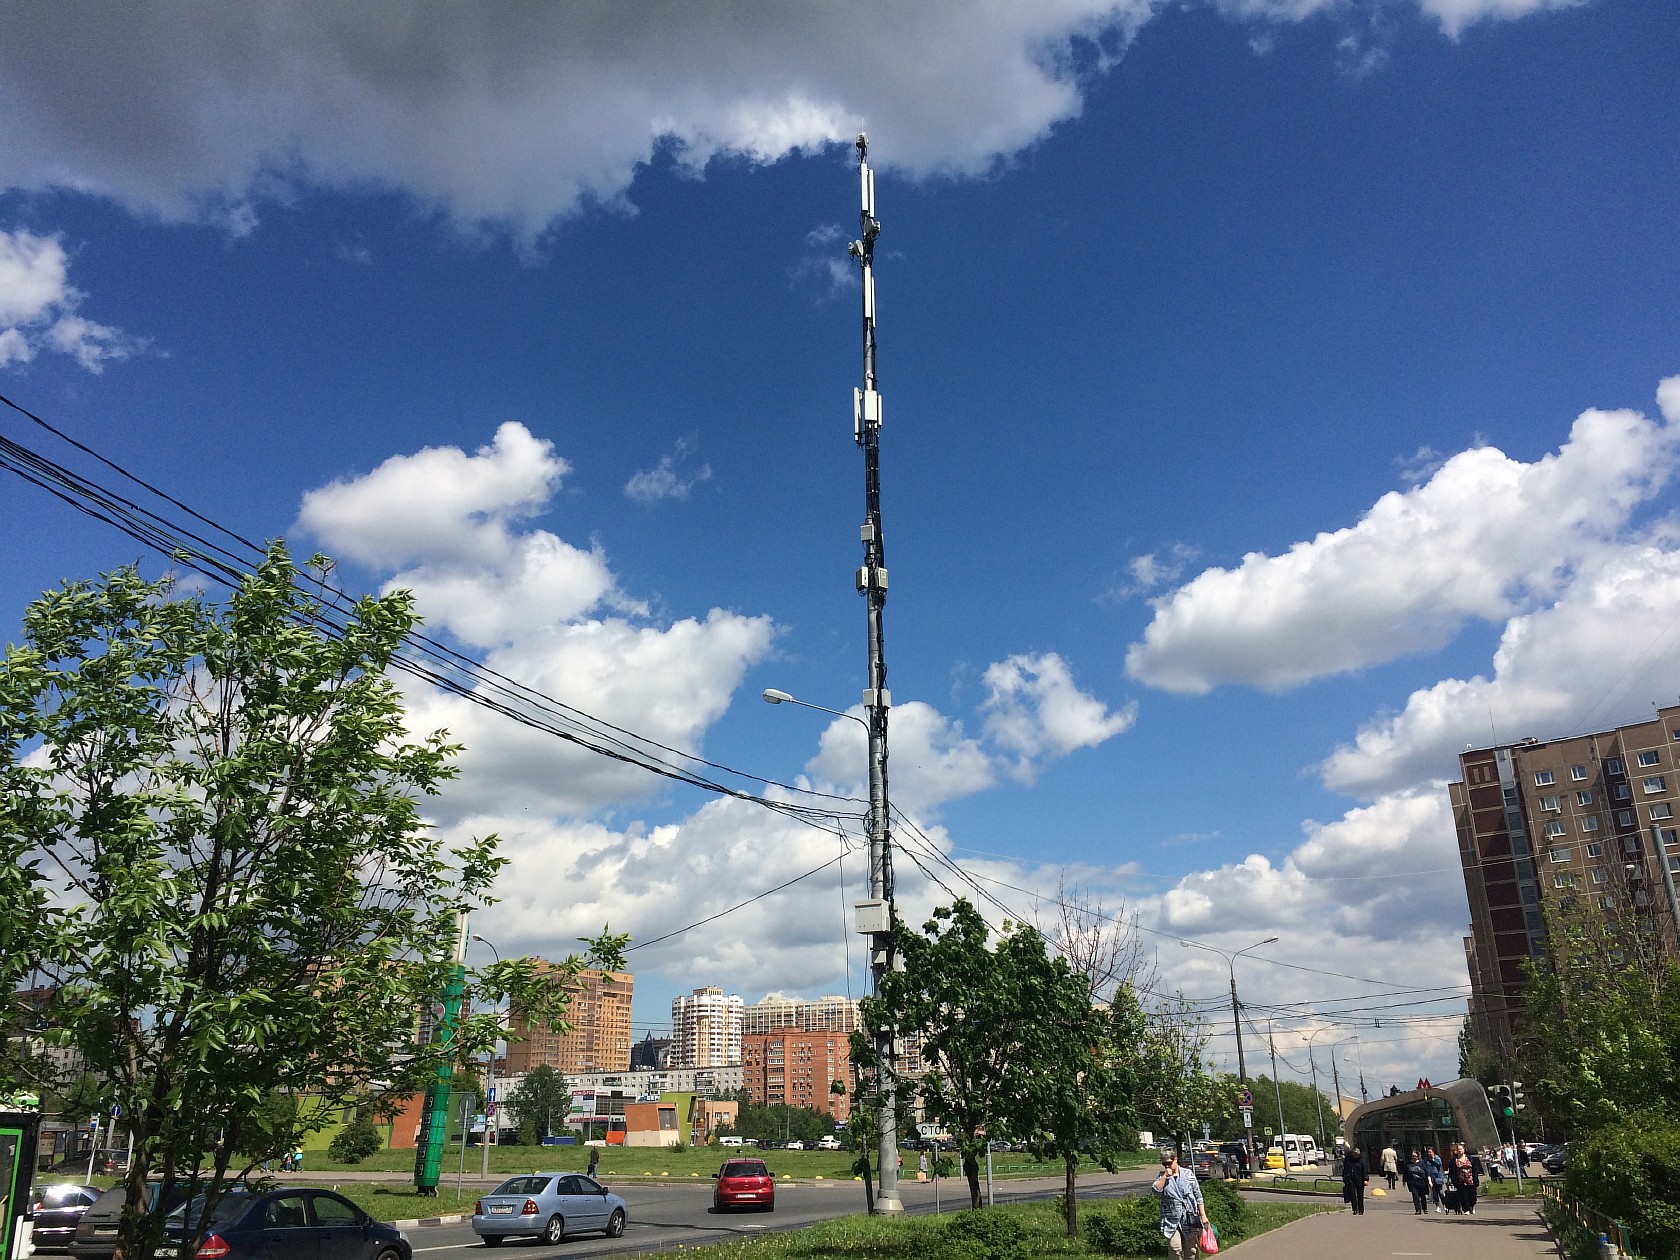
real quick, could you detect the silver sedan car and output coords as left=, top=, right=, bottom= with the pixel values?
left=471, top=1174, right=627, bottom=1246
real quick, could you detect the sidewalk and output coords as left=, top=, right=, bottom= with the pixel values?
left=1229, top=1190, right=1560, bottom=1260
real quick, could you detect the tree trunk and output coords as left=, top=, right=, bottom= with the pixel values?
left=964, top=1151, right=983, bottom=1209
left=1064, top=1153, right=1079, bottom=1235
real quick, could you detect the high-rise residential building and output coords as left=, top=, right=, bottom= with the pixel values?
left=670, top=986, right=743, bottom=1068
left=1450, top=704, right=1680, bottom=1054
left=742, top=1030, right=854, bottom=1122
left=503, top=963, right=634, bottom=1075
left=743, top=993, right=861, bottom=1037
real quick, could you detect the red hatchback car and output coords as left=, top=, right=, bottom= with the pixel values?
left=713, top=1159, right=775, bottom=1212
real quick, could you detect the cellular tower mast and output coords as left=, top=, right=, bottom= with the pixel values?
left=847, top=133, right=903, bottom=1215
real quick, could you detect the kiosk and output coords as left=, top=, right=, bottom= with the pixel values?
left=1, top=1109, right=43, bottom=1260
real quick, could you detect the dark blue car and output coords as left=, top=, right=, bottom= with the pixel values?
left=158, top=1188, right=411, bottom=1260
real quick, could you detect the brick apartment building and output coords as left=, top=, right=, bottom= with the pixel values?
left=503, top=963, right=634, bottom=1075
left=742, top=1029, right=854, bottom=1122
left=1451, top=703, right=1680, bottom=1054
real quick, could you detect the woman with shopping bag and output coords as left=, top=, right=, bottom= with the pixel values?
left=1152, top=1149, right=1211, bottom=1260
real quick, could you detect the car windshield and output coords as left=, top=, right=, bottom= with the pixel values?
left=722, top=1161, right=768, bottom=1177
left=492, top=1176, right=553, bottom=1196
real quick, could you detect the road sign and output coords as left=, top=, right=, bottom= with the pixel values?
left=486, top=1102, right=498, bottom=1117
left=1201, top=1122, right=1211, bottom=1139
left=1241, top=1108, right=1254, bottom=1128
left=1239, top=1089, right=1253, bottom=1108
left=1263, top=1126, right=1273, bottom=1136
left=110, top=1104, right=122, bottom=1118
left=487, top=1087, right=497, bottom=1103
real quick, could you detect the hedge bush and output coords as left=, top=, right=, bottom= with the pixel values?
left=1563, top=1111, right=1680, bottom=1259
left=1085, top=1196, right=1167, bottom=1256
left=1202, top=1177, right=1249, bottom=1243
left=328, top=1116, right=384, bottom=1164
left=941, top=1209, right=1029, bottom=1260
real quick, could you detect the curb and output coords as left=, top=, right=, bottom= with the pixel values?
left=390, top=1214, right=467, bottom=1229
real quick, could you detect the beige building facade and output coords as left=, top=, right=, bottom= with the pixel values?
left=503, top=964, right=634, bottom=1075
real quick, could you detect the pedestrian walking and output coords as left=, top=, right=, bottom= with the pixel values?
left=1381, top=1143, right=1398, bottom=1191
left=1341, top=1146, right=1369, bottom=1215
left=1403, top=1149, right=1431, bottom=1214
left=1425, top=1147, right=1444, bottom=1212
left=918, top=1151, right=928, bottom=1182
left=587, top=1146, right=599, bottom=1178
left=291, top=1146, right=304, bottom=1174
left=1151, top=1148, right=1210, bottom=1260
left=1451, top=1143, right=1479, bottom=1214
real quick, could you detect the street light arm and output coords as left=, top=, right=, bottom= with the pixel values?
left=762, top=687, right=871, bottom=732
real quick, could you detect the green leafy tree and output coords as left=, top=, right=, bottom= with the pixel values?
left=867, top=900, right=1076, bottom=1209
left=328, top=1114, right=384, bottom=1164
left=0, top=547, right=571, bottom=1260
left=1521, top=885, right=1679, bottom=1136
left=506, top=1065, right=571, bottom=1140
left=1131, top=994, right=1240, bottom=1155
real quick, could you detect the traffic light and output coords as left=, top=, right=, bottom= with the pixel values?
left=1511, top=1081, right=1526, bottom=1113
left=1489, top=1085, right=1513, bottom=1117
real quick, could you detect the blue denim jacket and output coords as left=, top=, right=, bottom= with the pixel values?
left=1156, top=1166, right=1204, bottom=1238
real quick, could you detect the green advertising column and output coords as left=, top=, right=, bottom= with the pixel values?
left=415, top=914, right=470, bottom=1196
left=1, top=1109, right=43, bottom=1260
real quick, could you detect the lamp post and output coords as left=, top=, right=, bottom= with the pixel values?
left=473, top=935, right=502, bottom=1179
left=1301, top=1029, right=1332, bottom=1155
left=763, top=684, right=900, bottom=1213
left=1181, top=935, right=1276, bottom=1161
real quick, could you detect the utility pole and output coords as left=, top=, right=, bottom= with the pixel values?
left=1267, top=1019, right=1286, bottom=1151
left=1329, top=1045, right=1345, bottom=1141
left=847, top=132, right=902, bottom=1215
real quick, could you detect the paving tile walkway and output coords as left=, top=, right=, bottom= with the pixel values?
left=1228, top=1189, right=1561, bottom=1260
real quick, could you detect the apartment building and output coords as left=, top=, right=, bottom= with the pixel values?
left=670, top=986, right=744, bottom=1068
left=742, top=993, right=861, bottom=1037
left=1450, top=704, right=1680, bottom=1053
left=742, top=1030, right=854, bottom=1122
left=502, top=963, right=635, bottom=1075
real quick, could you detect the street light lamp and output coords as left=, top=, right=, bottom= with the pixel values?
left=763, top=681, right=902, bottom=1214
left=1179, top=936, right=1277, bottom=1082
left=472, top=935, right=503, bottom=1177
left=1301, top=1028, right=1333, bottom=1154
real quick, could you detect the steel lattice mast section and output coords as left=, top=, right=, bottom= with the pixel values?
left=847, top=133, right=903, bottom=1215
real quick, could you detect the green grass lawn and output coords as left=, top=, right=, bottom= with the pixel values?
left=673, top=1197, right=1334, bottom=1260
left=307, top=1144, right=1155, bottom=1183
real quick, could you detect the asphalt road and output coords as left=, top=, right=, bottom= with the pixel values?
left=403, top=1168, right=1161, bottom=1257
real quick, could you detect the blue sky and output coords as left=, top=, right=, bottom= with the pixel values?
left=3, top=0, right=1677, bottom=1093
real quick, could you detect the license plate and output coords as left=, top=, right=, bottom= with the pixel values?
left=490, top=1206, right=514, bottom=1216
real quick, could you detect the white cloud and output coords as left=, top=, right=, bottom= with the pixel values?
left=1126, top=386, right=1680, bottom=695
left=624, top=440, right=712, bottom=505
left=1415, top=0, right=1585, bottom=38
left=0, top=228, right=141, bottom=371
left=0, top=2, right=1580, bottom=239
left=298, top=421, right=633, bottom=648
left=981, top=652, right=1137, bottom=777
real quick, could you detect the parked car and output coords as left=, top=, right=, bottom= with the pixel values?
left=1263, top=1148, right=1287, bottom=1171
left=471, top=1174, right=627, bottom=1246
left=71, top=1183, right=194, bottom=1260
left=784, top=1140, right=805, bottom=1150
left=1543, top=1144, right=1569, bottom=1175
left=1217, top=1142, right=1252, bottom=1176
left=713, top=1159, right=775, bottom=1213
left=815, top=1135, right=842, bottom=1151
left=28, top=1185, right=101, bottom=1252
left=157, top=1188, right=411, bottom=1260
left=1190, top=1149, right=1228, bottom=1181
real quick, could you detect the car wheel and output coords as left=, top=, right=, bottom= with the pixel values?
left=543, top=1216, right=565, bottom=1246
left=606, top=1210, right=626, bottom=1238
left=481, top=1238, right=502, bottom=1248
left=374, top=1248, right=403, bottom=1260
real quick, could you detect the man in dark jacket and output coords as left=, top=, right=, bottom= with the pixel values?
left=1341, top=1147, right=1369, bottom=1215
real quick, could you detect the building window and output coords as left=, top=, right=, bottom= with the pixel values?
left=1599, top=894, right=1616, bottom=909
left=1661, top=827, right=1680, bottom=846
left=1607, top=757, right=1625, bottom=774
left=1643, top=776, right=1666, bottom=794
left=1638, top=750, right=1661, bottom=767
left=1618, top=809, right=1636, bottom=827
left=1541, top=795, right=1561, bottom=811
left=1582, top=816, right=1600, bottom=832
left=1591, top=867, right=1607, bottom=884
left=1549, top=846, right=1571, bottom=862
left=1570, top=765, right=1589, bottom=781
left=1586, top=842, right=1604, bottom=857
left=1615, top=783, right=1632, bottom=800
left=1624, top=835, right=1642, bottom=854
left=1534, top=770, right=1556, bottom=786
left=1576, top=790, right=1593, bottom=806
left=1651, top=803, right=1674, bottom=820
left=1553, top=872, right=1577, bottom=888
left=1545, top=820, right=1567, bottom=837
